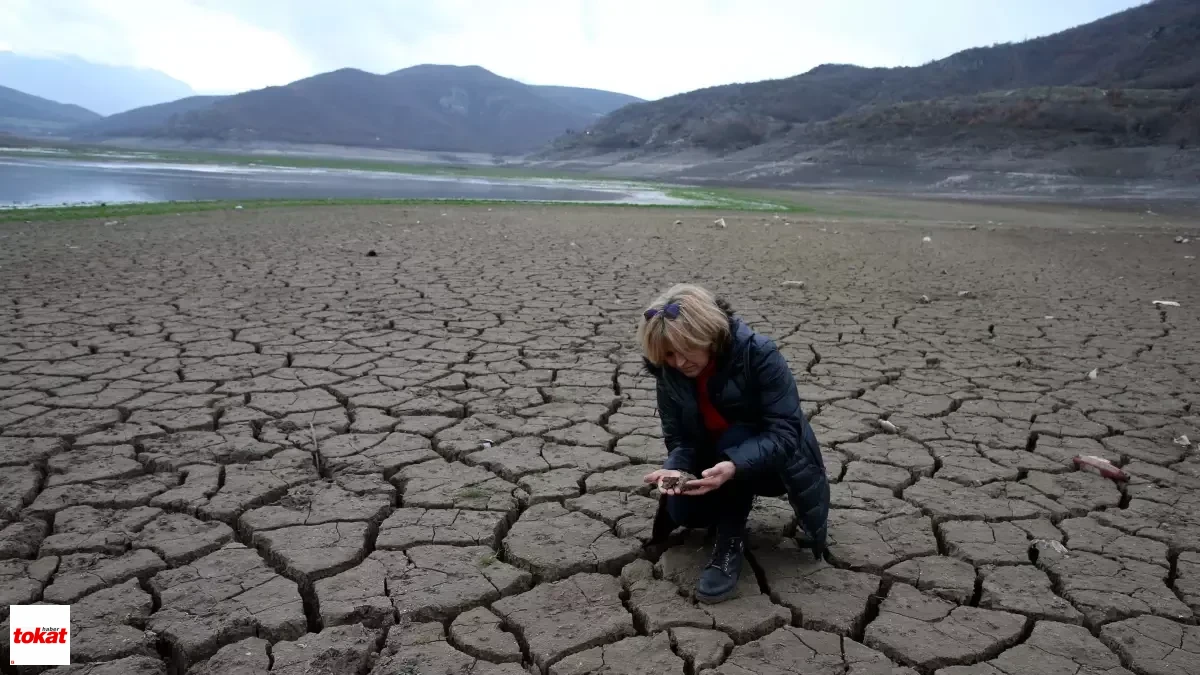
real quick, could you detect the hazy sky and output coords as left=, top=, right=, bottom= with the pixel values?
left=0, top=0, right=1149, bottom=100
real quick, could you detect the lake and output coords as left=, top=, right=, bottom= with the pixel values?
left=0, top=155, right=690, bottom=208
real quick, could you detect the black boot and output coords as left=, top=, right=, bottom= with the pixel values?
left=696, top=533, right=744, bottom=603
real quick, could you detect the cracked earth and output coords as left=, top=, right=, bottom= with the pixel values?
left=0, top=201, right=1197, bottom=675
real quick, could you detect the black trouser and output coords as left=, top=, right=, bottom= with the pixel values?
left=665, top=424, right=787, bottom=537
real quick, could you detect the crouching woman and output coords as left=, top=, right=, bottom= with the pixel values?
left=638, top=283, right=829, bottom=603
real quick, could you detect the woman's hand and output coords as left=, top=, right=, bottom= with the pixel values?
left=643, top=468, right=688, bottom=495
left=680, top=461, right=736, bottom=495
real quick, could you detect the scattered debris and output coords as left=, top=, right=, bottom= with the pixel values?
left=922, top=236, right=932, bottom=242
left=878, top=419, right=900, bottom=434
left=1152, top=300, right=1180, bottom=307
left=713, top=218, right=727, bottom=229
left=1173, top=435, right=1190, bottom=447
left=957, top=291, right=975, bottom=298
left=366, top=250, right=377, bottom=257
left=918, top=295, right=931, bottom=304
left=1072, top=455, right=1128, bottom=481
left=781, top=280, right=805, bottom=288
left=1086, top=368, right=1099, bottom=380
left=1035, top=540, right=1070, bottom=556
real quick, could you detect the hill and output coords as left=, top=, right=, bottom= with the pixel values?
left=0, top=52, right=196, bottom=116
left=0, top=84, right=100, bottom=136
left=71, top=95, right=229, bottom=137
left=547, top=0, right=1200, bottom=160
left=530, top=85, right=642, bottom=118
left=76, top=64, right=636, bottom=154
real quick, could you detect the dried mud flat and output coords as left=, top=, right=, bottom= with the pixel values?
left=0, top=200, right=1198, bottom=675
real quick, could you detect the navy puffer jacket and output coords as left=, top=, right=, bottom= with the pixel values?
left=644, top=304, right=829, bottom=558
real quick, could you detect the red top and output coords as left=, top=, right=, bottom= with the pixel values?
left=696, top=360, right=730, bottom=436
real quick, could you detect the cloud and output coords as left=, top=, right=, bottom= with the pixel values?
left=0, top=0, right=313, bottom=93
left=0, top=0, right=1149, bottom=100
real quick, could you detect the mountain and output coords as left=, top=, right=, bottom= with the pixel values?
left=530, top=85, right=643, bottom=118
left=76, top=64, right=634, bottom=154
left=0, top=83, right=100, bottom=136
left=0, top=52, right=196, bottom=116
left=548, top=0, right=1200, bottom=159
left=72, top=95, right=229, bottom=137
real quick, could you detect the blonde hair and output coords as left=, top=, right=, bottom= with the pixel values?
left=637, top=283, right=731, bottom=366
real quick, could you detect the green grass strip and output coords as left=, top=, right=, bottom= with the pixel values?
left=0, top=191, right=811, bottom=224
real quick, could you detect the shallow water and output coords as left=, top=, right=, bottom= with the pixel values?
left=0, top=156, right=689, bottom=207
